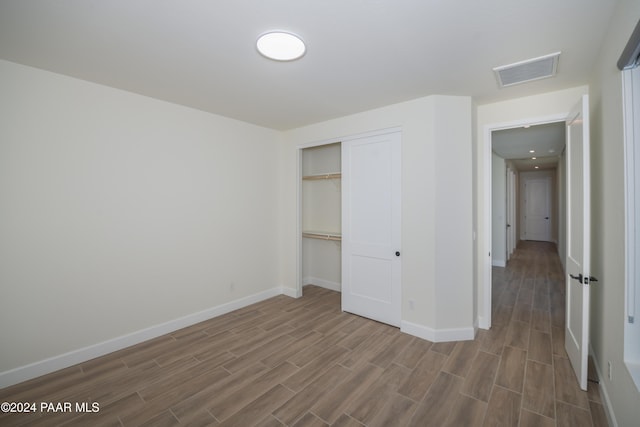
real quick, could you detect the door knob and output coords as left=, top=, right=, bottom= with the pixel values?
left=569, top=274, right=599, bottom=284
left=570, top=273, right=584, bottom=283
left=395, top=251, right=400, bottom=257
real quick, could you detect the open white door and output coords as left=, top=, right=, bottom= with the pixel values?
left=342, top=131, right=401, bottom=327
left=565, top=94, right=591, bottom=391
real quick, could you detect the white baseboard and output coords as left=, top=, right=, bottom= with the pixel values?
left=477, top=315, right=490, bottom=330
left=401, top=320, right=475, bottom=342
left=0, top=286, right=292, bottom=389
left=492, top=260, right=506, bottom=267
left=589, top=345, right=618, bottom=427
left=281, top=286, right=299, bottom=298
left=303, top=276, right=341, bottom=292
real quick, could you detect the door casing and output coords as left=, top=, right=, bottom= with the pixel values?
left=482, top=113, right=567, bottom=329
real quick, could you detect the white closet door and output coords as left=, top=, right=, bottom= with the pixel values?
left=342, top=131, right=401, bottom=327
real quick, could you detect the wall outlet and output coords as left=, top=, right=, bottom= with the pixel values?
left=608, top=361, right=612, bottom=381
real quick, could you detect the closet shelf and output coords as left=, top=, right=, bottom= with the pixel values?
left=302, top=231, right=341, bottom=241
left=302, top=173, right=341, bottom=181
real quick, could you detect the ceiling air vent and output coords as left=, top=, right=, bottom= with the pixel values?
left=493, top=52, right=561, bottom=88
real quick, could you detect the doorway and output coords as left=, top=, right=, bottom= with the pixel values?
left=482, top=114, right=567, bottom=329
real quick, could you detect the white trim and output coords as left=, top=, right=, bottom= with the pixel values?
left=482, top=113, right=568, bottom=332
left=492, top=260, right=506, bottom=267
left=296, top=148, right=304, bottom=298
left=623, top=67, right=637, bottom=327
left=477, top=316, right=488, bottom=329
left=340, top=126, right=402, bottom=143
left=401, top=320, right=475, bottom=342
left=295, top=126, right=402, bottom=150
left=281, top=286, right=299, bottom=298
left=589, top=345, right=619, bottom=427
left=303, top=277, right=341, bottom=292
left=483, top=124, right=493, bottom=330
left=0, top=287, right=292, bottom=389
left=623, top=66, right=640, bottom=393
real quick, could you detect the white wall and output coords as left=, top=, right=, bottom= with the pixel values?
left=475, top=85, right=588, bottom=327
left=0, top=60, right=282, bottom=380
left=588, top=1, right=640, bottom=425
left=492, top=154, right=506, bottom=267
left=280, top=95, right=474, bottom=340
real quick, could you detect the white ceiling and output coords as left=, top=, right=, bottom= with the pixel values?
left=492, top=122, right=566, bottom=171
left=0, top=0, right=617, bottom=130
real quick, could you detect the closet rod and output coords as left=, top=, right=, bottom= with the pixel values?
left=302, top=232, right=341, bottom=241
left=302, top=173, right=341, bottom=181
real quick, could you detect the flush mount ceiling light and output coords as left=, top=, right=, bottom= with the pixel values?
left=256, top=31, right=306, bottom=61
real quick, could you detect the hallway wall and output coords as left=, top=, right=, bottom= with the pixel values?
left=492, top=153, right=506, bottom=267
left=588, top=1, right=640, bottom=426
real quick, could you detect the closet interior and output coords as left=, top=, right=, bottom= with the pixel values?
left=301, top=142, right=342, bottom=292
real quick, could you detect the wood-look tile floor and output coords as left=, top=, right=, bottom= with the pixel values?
left=0, top=241, right=608, bottom=426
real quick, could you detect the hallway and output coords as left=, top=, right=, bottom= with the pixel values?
left=488, top=240, right=608, bottom=426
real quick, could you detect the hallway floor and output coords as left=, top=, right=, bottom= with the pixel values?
left=488, top=240, right=608, bottom=426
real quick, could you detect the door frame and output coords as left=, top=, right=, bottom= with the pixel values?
left=506, top=166, right=517, bottom=260
left=481, top=113, right=567, bottom=329
left=296, top=138, right=342, bottom=298
left=296, top=127, right=402, bottom=300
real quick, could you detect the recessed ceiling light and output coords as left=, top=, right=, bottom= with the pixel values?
left=523, top=125, right=531, bottom=129
left=535, top=166, right=540, bottom=169
left=529, top=150, right=535, bottom=153
left=532, top=157, right=537, bottom=160
left=256, top=31, right=306, bottom=61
